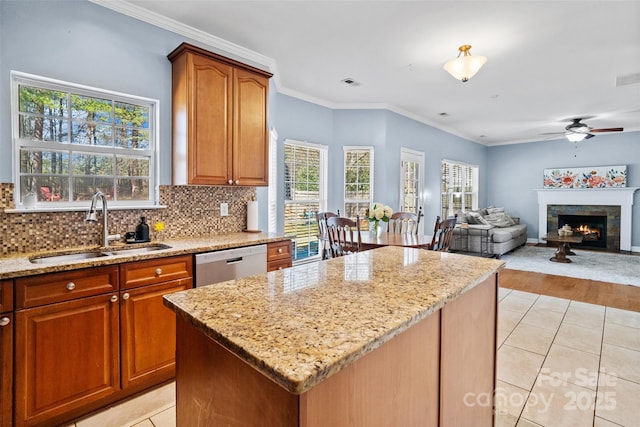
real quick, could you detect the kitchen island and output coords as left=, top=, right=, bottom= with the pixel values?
left=164, top=246, right=504, bottom=426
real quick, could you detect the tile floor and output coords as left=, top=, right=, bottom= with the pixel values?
left=70, top=288, right=640, bottom=427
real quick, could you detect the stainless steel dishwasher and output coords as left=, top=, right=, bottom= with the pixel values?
left=195, top=244, right=267, bottom=287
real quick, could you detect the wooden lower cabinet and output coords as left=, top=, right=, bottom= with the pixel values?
left=1, top=313, right=12, bottom=427
left=120, top=278, right=191, bottom=390
left=14, top=294, right=120, bottom=427
left=267, top=240, right=292, bottom=272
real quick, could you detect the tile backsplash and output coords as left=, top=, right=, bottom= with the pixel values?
left=0, top=183, right=255, bottom=255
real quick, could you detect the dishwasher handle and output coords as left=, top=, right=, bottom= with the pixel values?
left=226, top=257, right=243, bottom=264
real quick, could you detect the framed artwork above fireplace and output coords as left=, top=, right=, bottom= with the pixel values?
left=543, top=165, right=626, bottom=189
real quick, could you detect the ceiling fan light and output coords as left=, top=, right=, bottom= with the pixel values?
left=444, top=45, right=487, bottom=82
left=566, top=133, right=587, bottom=142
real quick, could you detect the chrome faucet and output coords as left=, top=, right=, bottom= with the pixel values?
left=86, top=191, right=120, bottom=247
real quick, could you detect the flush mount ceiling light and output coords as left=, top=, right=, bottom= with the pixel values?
left=566, top=132, right=587, bottom=142
left=443, top=45, right=487, bottom=82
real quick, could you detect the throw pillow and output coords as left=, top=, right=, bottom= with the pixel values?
left=466, top=211, right=489, bottom=225
left=484, top=212, right=516, bottom=227
left=486, top=206, right=505, bottom=215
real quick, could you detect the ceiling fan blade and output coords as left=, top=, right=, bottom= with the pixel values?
left=539, top=132, right=566, bottom=135
left=585, top=133, right=595, bottom=139
left=590, top=128, right=624, bottom=133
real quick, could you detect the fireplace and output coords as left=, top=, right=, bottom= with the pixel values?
left=558, top=214, right=607, bottom=249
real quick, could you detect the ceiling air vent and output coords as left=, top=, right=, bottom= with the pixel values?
left=341, top=77, right=362, bottom=87
left=615, top=72, right=640, bottom=87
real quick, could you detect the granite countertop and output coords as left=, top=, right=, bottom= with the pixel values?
left=0, top=232, right=288, bottom=279
left=163, top=246, right=505, bottom=395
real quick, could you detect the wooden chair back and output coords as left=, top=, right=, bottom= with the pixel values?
left=326, top=216, right=362, bottom=258
left=316, top=211, right=339, bottom=259
left=387, top=207, right=422, bottom=234
left=427, top=216, right=457, bottom=251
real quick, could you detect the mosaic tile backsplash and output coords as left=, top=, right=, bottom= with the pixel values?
left=0, top=183, right=255, bottom=255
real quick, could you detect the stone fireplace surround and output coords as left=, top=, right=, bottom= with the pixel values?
left=535, top=188, right=639, bottom=252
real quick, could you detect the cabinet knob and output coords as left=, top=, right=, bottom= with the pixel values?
left=278, top=248, right=283, bottom=253
left=122, top=293, right=130, bottom=300
left=235, top=180, right=239, bottom=185
left=110, top=295, right=118, bottom=303
left=66, top=282, right=76, bottom=291
left=155, top=268, right=163, bottom=276
left=228, top=179, right=233, bottom=185
left=0, top=317, right=10, bottom=327
left=278, top=266, right=283, bottom=270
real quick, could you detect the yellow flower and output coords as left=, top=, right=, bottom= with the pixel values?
left=154, top=221, right=165, bottom=232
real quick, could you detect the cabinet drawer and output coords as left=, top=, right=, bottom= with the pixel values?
left=267, top=240, right=292, bottom=261
left=15, top=266, right=118, bottom=309
left=267, top=258, right=292, bottom=272
left=0, top=279, right=12, bottom=312
left=120, top=255, right=193, bottom=290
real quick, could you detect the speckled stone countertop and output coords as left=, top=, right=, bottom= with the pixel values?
left=163, top=246, right=505, bottom=395
left=0, top=232, right=288, bottom=279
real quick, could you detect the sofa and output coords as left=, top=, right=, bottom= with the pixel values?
left=450, top=207, right=527, bottom=258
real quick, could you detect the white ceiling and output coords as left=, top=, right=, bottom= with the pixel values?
left=98, top=0, right=640, bottom=146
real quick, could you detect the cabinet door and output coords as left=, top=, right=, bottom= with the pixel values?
left=120, top=278, right=191, bottom=391
left=15, top=294, right=120, bottom=427
left=233, top=68, right=270, bottom=186
left=188, top=53, right=234, bottom=185
left=0, top=313, right=12, bottom=427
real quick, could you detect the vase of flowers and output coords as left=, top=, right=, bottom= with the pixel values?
left=366, top=202, right=393, bottom=236
left=154, top=221, right=165, bottom=242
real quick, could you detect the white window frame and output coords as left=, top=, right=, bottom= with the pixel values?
left=10, top=71, right=160, bottom=210
left=343, top=146, right=374, bottom=222
left=399, top=147, right=424, bottom=234
left=441, top=159, right=479, bottom=218
left=283, top=139, right=328, bottom=262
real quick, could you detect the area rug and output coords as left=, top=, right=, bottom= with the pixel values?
left=501, top=245, right=640, bottom=287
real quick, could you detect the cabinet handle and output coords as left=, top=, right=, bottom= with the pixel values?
left=155, top=268, right=163, bottom=276
left=0, top=317, right=10, bottom=327
left=66, top=282, right=76, bottom=291
left=110, top=295, right=118, bottom=303
left=228, top=179, right=233, bottom=185
left=278, top=248, right=283, bottom=253
left=122, top=293, right=130, bottom=300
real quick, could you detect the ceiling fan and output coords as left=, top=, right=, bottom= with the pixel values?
left=542, top=118, right=624, bottom=142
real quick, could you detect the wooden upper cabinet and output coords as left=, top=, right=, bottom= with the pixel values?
left=169, top=43, right=272, bottom=186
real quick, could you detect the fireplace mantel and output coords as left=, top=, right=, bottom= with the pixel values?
left=535, top=188, right=639, bottom=251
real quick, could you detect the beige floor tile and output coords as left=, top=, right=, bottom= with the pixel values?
left=599, top=343, right=640, bottom=383
left=593, top=416, right=623, bottom=427
left=603, top=321, right=640, bottom=352
left=150, top=406, right=176, bottom=427
left=74, top=382, right=175, bottom=427
left=515, top=418, right=543, bottom=427
left=596, top=373, right=640, bottom=426
left=520, top=308, right=565, bottom=331
left=540, top=344, right=600, bottom=391
left=498, top=328, right=511, bottom=349
left=499, top=308, right=527, bottom=333
left=554, top=322, right=603, bottom=355
left=497, top=344, right=545, bottom=391
left=508, top=290, right=540, bottom=301
left=500, top=294, right=536, bottom=314
left=505, top=323, right=556, bottom=355
left=605, top=307, right=640, bottom=329
left=563, top=301, right=605, bottom=329
left=522, top=375, right=595, bottom=427
left=532, top=295, right=570, bottom=314
left=499, top=287, right=512, bottom=301
left=495, top=380, right=530, bottom=420
left=131, top=420, right=154, bottom=427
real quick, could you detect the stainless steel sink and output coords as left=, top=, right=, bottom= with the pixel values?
left=104, top=243, right=172, bottom=256
left=29, top=244, right=172, bottom=264
left=30, top=251, right=111, bottom=264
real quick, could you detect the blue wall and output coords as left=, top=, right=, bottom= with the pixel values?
left=2, top=1, right=639, bottom=248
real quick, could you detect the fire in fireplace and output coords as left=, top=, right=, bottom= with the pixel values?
left=558, top=214, right=607, bottom=249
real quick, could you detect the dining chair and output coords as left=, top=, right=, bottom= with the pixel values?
left=316, top=211, right=339, bottom=260
left=326, top=215, right=362, bottom=258
left=426, top=215, right=457, bottom=251
left=387, top=207, right=422, bottom=234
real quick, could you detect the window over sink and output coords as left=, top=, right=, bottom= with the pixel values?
left=11, top=71, right=159, bottom=210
